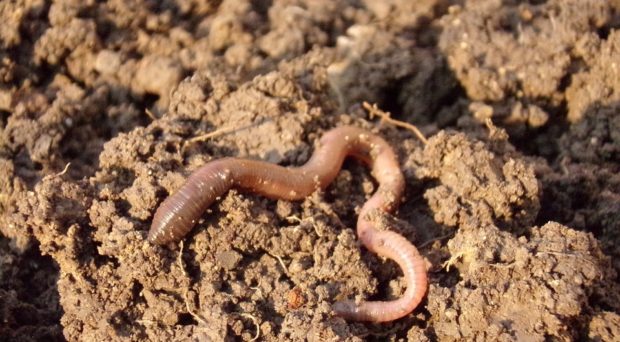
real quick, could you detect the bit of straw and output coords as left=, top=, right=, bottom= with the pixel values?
left=266, top=252, right=290, bottom=276
left=186, top=125, right=240, bottom=144
left=419, top=232, right=455, bottom=249
left=56, top=162, right=71, bottom=176
left=43, top=162, right=71, bottom=181
left=144, top=108, right=157, bottom=120
left=177, top=241, right=208, bottom=325
left=234, top=312, right=261, bottom=342
left=363, top=101, right=428, bottom=145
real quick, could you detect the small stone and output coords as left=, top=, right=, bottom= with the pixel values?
left=445, top=308, right=458, bottom=320
left=216, top=250, right=243, bottom=270
left=95, top=50, right=121, bottom=75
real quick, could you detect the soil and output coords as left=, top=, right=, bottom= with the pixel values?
left=1, top=0, right=620, bottom=341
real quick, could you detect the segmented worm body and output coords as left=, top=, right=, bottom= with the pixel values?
left=149, top=126, right=427, bottom=322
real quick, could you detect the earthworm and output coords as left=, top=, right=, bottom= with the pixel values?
left=148, top=126, right=428, bottom=322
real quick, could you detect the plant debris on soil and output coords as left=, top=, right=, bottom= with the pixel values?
left=1, top=0, right=620, bottom=341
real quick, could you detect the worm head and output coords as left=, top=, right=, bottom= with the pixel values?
left=332, top=300, right=360, bottom=320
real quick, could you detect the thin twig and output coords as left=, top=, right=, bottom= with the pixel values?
left=186, top=125, right=240, bottom=144
left=177, top=241, right=208, bottom=325
left=286, top=215, right=303, bottom=224
left=44, top=162, right=71, bottom=180
left=286, top=215, right=323, bottom=237
left=182, top=123, right=257, bottom=154
left=183, top=291, right=208, bottom=326
left=57, top=162, right=71, bottom=176
left=136, top=319, right=157, bottom=325
left=442, top=251, right=464, bottom=272
left=178, top=241, right=187, bottom=277
left=419, top=232, right=454, bottom=249
left=266, top=252, right=289, bottom=275
left=234, top=312, right=261, bottom=342
left=363, top=101, right=428, bottom=145
left=183, top=118, right=275, bottom=153
left=144, top=108, right=157, bottom=120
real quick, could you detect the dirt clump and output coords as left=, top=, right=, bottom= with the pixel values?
left=411, top=127, right=539, bottom=233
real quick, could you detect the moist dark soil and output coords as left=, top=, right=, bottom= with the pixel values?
left=1, top=1, right=620, bottom=341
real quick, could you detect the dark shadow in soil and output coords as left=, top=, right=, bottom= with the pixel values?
left=536, top=99, right=620, bottom=279
left=0, top=240, right=64, bottom=342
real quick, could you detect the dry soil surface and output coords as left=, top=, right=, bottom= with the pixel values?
left=1, top=0, right=620, bottom=341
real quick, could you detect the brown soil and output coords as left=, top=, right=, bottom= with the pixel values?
left=1, top=0, right=619, bottom=341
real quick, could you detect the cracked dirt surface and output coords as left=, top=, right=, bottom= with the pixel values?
left=1, top=1, right=620, bottom=341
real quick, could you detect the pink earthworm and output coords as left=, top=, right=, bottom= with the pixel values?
left=148, top=126, right=428, bottom=322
